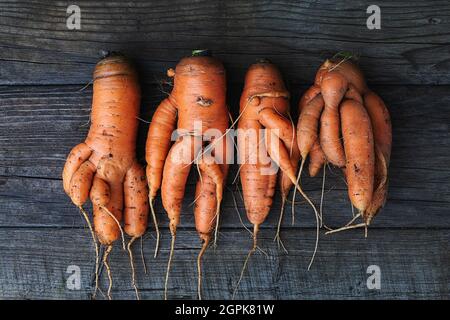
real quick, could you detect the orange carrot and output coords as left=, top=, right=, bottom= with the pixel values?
left=62, top=53, right=148, bottom=299
left=363, top=91, right=392, bottom=224
left=308, top=140, right=326, bottom=177
left=319, top=71, right=348, bottom=167
left=340, top=99, right=375, bottom=214
left=146, top=51, right=229, bottom=300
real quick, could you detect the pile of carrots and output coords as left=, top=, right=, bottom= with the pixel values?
left=298, top=54, right=392, bottom=233
left=62, top=51, right=391, bottom=300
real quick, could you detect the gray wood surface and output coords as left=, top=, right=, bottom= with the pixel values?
left=0, top=0, right=450, bottom=85
left=0, top=0, right=449, bottom=300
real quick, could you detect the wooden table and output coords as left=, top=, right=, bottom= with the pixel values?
left=0, top=0, right=449, bottom=299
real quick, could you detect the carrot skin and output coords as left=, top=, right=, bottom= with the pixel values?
left=63, top=54, right=147, bottom=246
left=319, top=71, right=348, bottom=167
left=124, top=162, right=149, bottom=238
left=340, top=99, right=375, bottom=213
left=363, top=91, right=392, bottom=223
left=238, top=61, right=289, bottom=226
left=146, top=99, right=178, bottom=199
left=308, top=140, right=326, bottom=177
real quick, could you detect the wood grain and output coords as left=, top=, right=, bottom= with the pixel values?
left=0, top=0, right=449, bottom=300
left=0, top=0, right=449, bottom=85
left=0, top=228, right=448, bottom=299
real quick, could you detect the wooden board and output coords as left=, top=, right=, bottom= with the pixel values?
left=0, top=0, right=449, bottom=300
left=0, top=0, right=450, bottom=85
left=0, top=228, right=448, bottom=299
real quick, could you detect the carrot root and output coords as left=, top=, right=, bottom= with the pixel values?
left=99, top=205, right=126, bottom=251
left=103, top=245, right=113, bottom=300
left=149, top=197, right=160, bottom=258
left=213, top=201, right=221, bottom=248
left=127, top=236, right=140, bottom=300
left=164, top=230, right=176, bottom=300
left=325, top=222, right=367, bottom=235
left=197, top=235, right=210, bottom=300
left=285, top=159, right=320, bottom=270
left=140, top=236, right=147, bottom=274
left=77, top=205, right=99, bottom=298
left=232, top=224, right=259, bottom=300
left=319, top=164, right=326, bottom=228
left=274, top=197, right=288, bottom=254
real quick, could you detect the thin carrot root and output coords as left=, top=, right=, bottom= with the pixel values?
left=127, top=236, right=140, bottom=300
left=319, top=164, right=326, bottom=228
left=307, top=195, right=320, bottom=271
left=229, top=185, right=252, bottom=236
left=164, top=230, right=176, bottom=300
left=99, top=205, right=126, bottom=251
left=103, top=245, right=113, bottom=300
left=197, top=235, right=211, bottom=300
left=149, top=197, right=160, bottom=258
left=274, top=197, right=288, bottom=254
left=325, top=212, right=362, bottom=235
left=345, top=213, right=361, bottom=227
left=140, top=236, right=147, bottom=274
left=291, top=158, right=306, bottom=225
left=317, top=166, right=332, bottom=232
left=232, top=224, right=259, bottom=300
left=213, top=201, right=221, bottom=248
left=77, top=205, right=99, bottom=298
left=325, top=222, right=367, bottom=235
left=286, top=158, right=321, bottom=269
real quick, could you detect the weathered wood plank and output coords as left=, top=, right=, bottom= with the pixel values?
left=0, top=85, right=448, bottom=229
left=0, top=228, right=448, bottom=299
left=0, top=0, right=450, bottom=85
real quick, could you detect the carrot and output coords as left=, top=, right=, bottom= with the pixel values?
left=294, top=85, right=326, bottom=222
left=363, top=91, right=392, bottom=224
left=297, top=93, right=324, bottom=159
left=296, top=85, right=329, bottom=230
left=234, top=60, right=321, bottom=297
left=308, top=140, right=326, bottom=177
left=62, top=53, right=148, bottom=299
left=340, top=99, right=375, bottom=215
left=319, top=70, right=348, bottom=167
left=146, top=51, right=229, bottom=300
left=145, top=98, right=177, bottom=257
left=234, top=61, right=287, bottom=295
left=123, top=162, right=149, bottom=300
left=238, top=60, right=290, bottom=231
left=194, top=152, right=228, bottom=299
